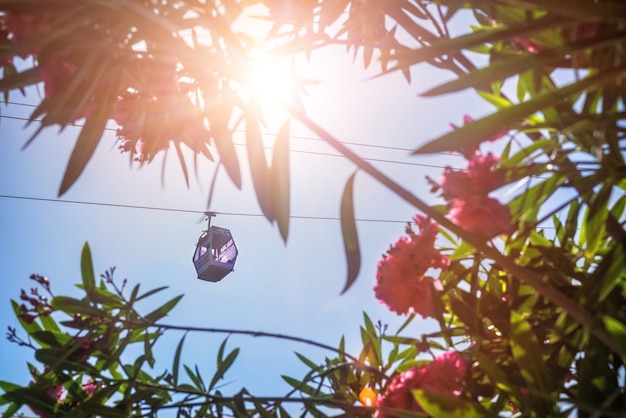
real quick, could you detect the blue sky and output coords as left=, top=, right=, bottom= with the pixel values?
left=0, top=32, right=496, bottom=412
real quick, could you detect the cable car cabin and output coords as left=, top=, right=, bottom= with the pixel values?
left=193, top=226, right=238, bottom=282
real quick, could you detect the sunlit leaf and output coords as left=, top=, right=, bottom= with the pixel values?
left=271, top=119, right=291, bottom=242
left=210, top=103, right=242, bottom=189
left=173, top=140, right=190, bottom=188
left=387, top=15, right=566, bottom=74
left=58, top=82, right=118, bottom=196
left=413, top=389, right=489, bottom=418
left=602, top=316, right=626, bottom=355
left=583, top=183, right=611, bottom=258
left=246, top=104, right=275, bottom=222
left=422, top=30, right=626, bottom=97
left=509, top=311, right=553, bottom=393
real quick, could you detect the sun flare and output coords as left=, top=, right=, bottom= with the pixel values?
left=242, top=49, right=297, bottom=110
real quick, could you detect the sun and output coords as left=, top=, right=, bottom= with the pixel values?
left=241, top=48, right=297, bottom=111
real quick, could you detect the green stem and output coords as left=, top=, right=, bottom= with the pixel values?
left=132, top=321, right=369, bottom=367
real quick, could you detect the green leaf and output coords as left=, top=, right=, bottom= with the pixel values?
left=81, top=242, right=95, bottom=290
left=340, top=171, right=361, bottom=294
left=184, top=364, right=206, bottom=392
left=51, top=296, right=103, bottom=317
left=295, top=352, right=320, bottom=370
left=271, top=119, right=291, bottom=243
left=472, top=350, right=521, bottom=398
left=2, top=387, right=57, bottom=417
left=281, top=375, right=319, bottom=396
left=413, top=389, right=489, bottom=418
left=209, top=338, right=240, bottom=391
left=143, top=294, right=184, bottom=324
left=172, top=333, right=186, bottom=387
left=30, top=331, right=66, bottom=348
left=499, top=137, right=555, bottom=168
left=602, top=316, right=626, bottom=356
left=509, top=311, right=553, bottom=393
left=39, top=313, right=61, bottom=333
left=86, top=286, right=124, bottom=308
left=583, top=183, right=612, bottom=258
left=509, top=175, right=565, bottom=226
left=386, top=15, right=567, bottom=76
left=35, top=348, right=98, bottom=373
left=414, top=65, right=626, bottom=154
left=11, top=300, right=42, bottom=335
left=136, top=285, right=169, bottom=302
left=450, top=240, right=477, bottom=261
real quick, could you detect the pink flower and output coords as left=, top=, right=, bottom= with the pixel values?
left=440, top=153, right=504, bottom=200
left=422, top=351, right=469, bottom=396
left=513, top=36, right=544, bottom=54
left=28, top=382, right=63, bottom=418
left=375, top=351, right=469, bottom=418
left=440, top=167, right=472, bottom=200
left=449, top=196, right=511, bottom=238
left=3, top=2, right=61, bottom=57
left=375, top=367, right=422, bottom=417
left=374, top=215, right=448, bottom=317
left=467, top=153, right=504, bottom=194
left=0, top=23, right=13, bottom=67
left=38, top=48, right=95, bottom=122
left=83, top=380, right=98, bottom=396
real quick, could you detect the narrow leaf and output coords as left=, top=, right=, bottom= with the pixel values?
left=81, top=242, right=95, bottom=290
left=51, top=296, right=103, bottom=317
left=172, top=334, right=186, bottom=387
left=173, top=140, right=190, bottom=188
left=340, top=171, right=361, bottom=293
left=602, top=316, right=626, bottom=357
left=211, top=101, right=241, bottom=188
left=509, top=311, right=553, bottom=392
left=271, top=119, right=291, bottom=242
left=143, top=294, right=184, bottom=324
left=246, top=105, right=275, bottom=222
left=58, top=83, right=117, bottom=196
left=413, top=389, right=489, bottom=418
left=414, top=65, right=626, bottom=154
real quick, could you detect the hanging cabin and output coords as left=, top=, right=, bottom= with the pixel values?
left=193, top=215, right=238, bottom=282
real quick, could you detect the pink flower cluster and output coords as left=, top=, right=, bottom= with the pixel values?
left=439, top=152, right=511, bottom=237
left=0, top=6, right=96, bottom=122
left=1, top=5, right=209, bottom=160
left=375, top=350, right=469, bottom=418
left=436, top=117, right=512, bottom=238
left=374, top=215, right=448, bottom=318
left=111, top=61, right=208, bottom=162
